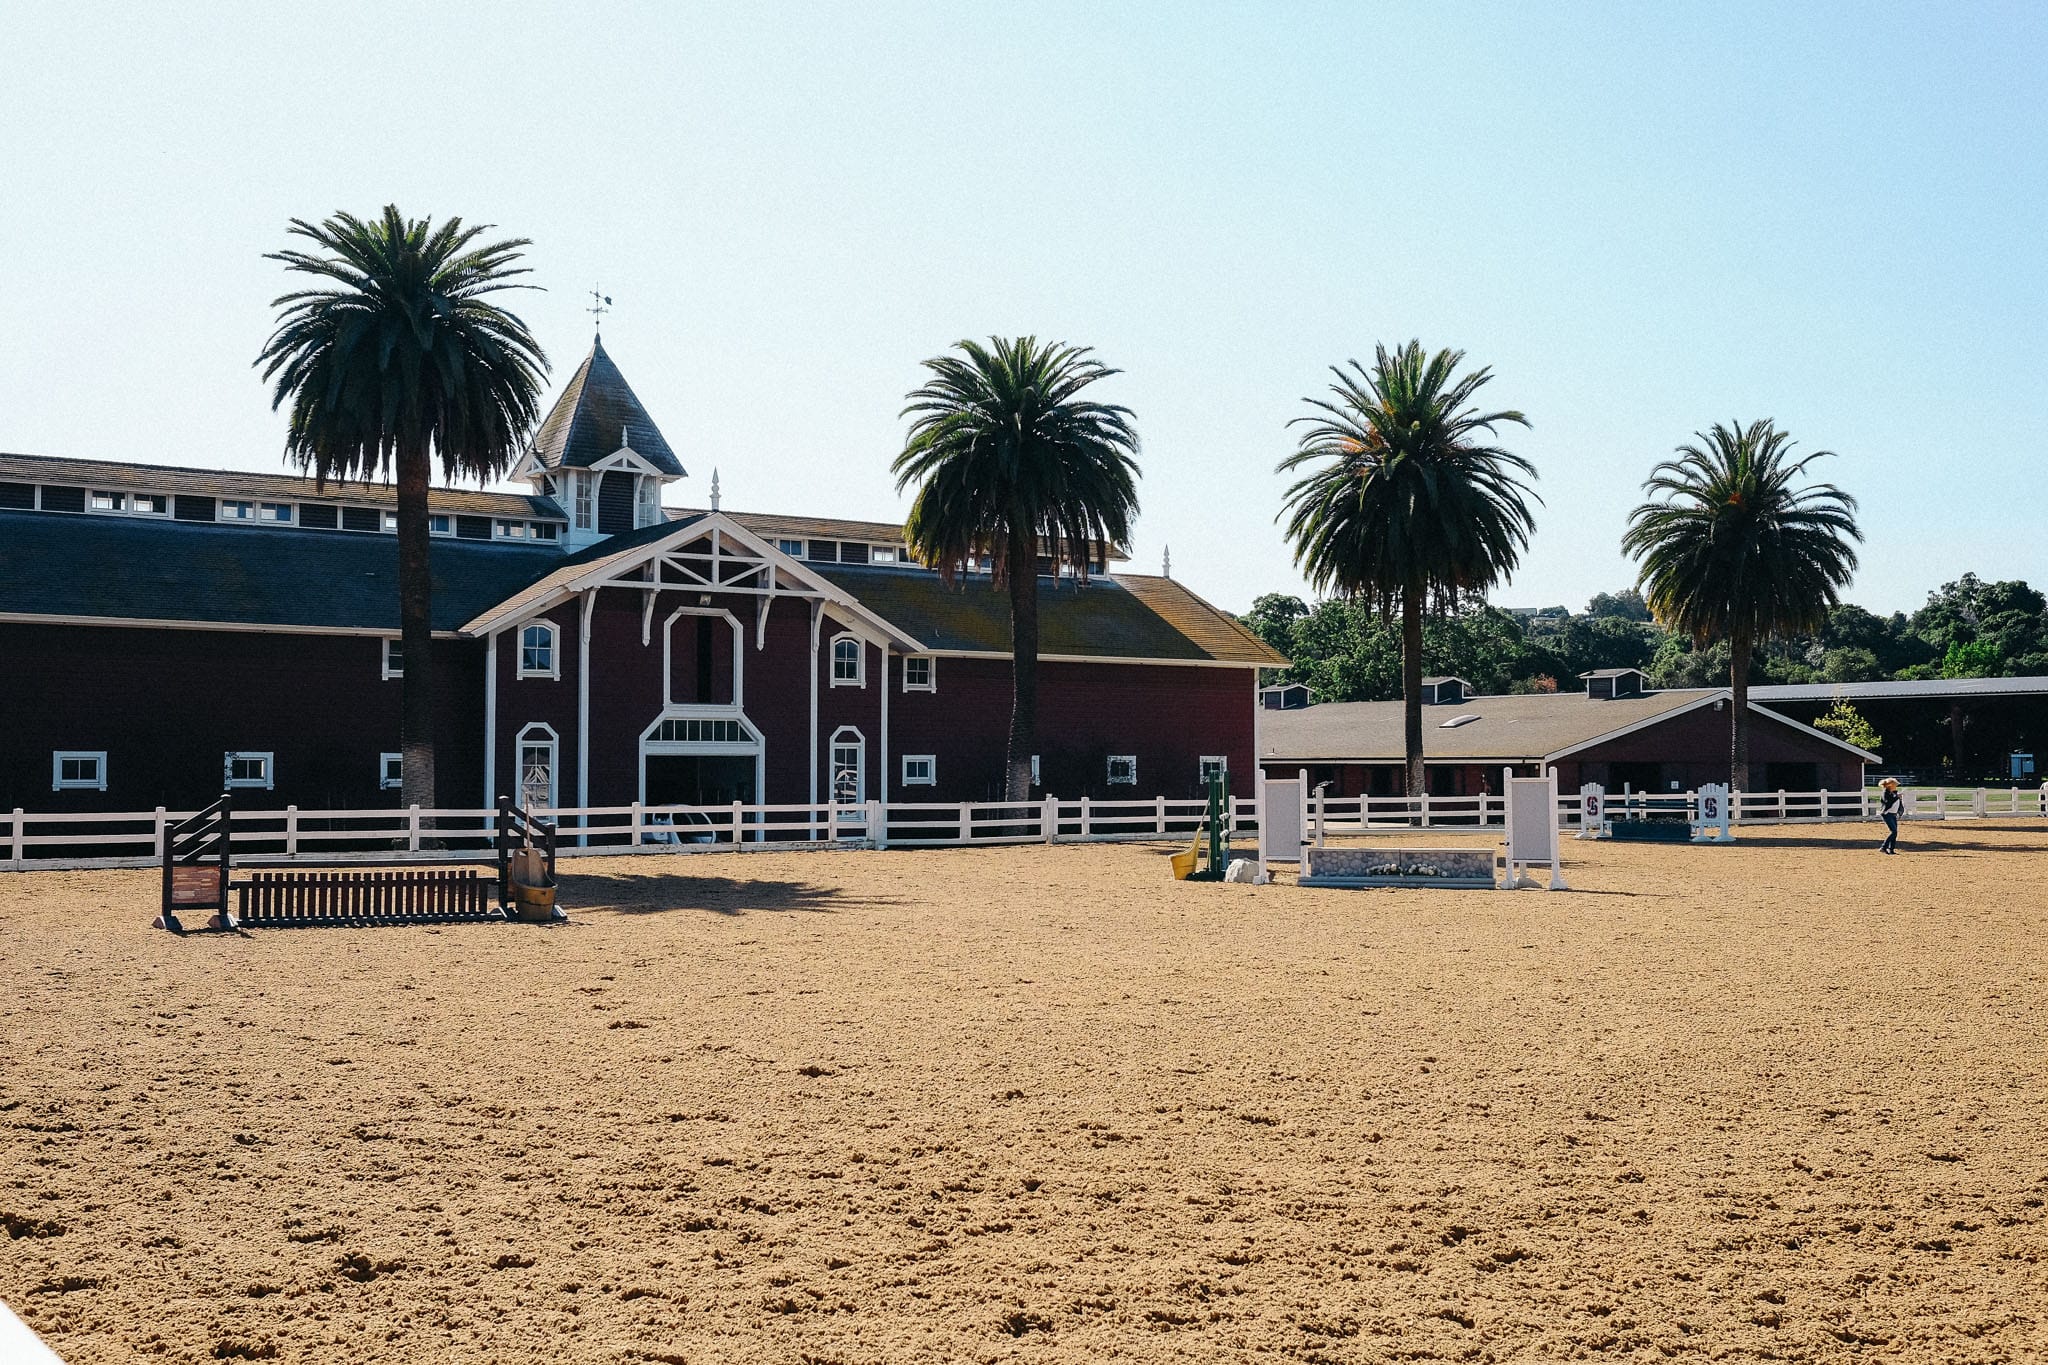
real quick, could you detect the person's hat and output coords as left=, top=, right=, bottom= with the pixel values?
left=1880, top=777, right=1900, bottom=787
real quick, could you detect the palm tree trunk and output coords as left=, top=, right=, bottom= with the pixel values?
left=396, top=446, right=437, bottom=811
left=1402, top=585, right=1425, bottom=800
left=1004, top=525, right=1039, bottom=804
left=1729, top=629, right=1751, bottom=793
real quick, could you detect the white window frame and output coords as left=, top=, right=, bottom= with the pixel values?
left=130, top=492, right=171, bottom=517
left=52, top=750, right=107, bottom=792
left=830, top=632, right=865, bottom=688
left=1198, top=754, right=1229, bottom=786
left=1031, top=754, right=1041, bottom=787
left=516, top=723, right=558, bottom=810
left=219, top=500, right=255, bottom=522
left=636, top=476, right=659, bottom=529
left=225, top=751, right=274, bottom=790
left=494, top=519, right=531, bottom=540
left=257, top=502, right=292, bottom=523
left=379, top=752, right=403, bottom=790
left=382, top=511, right=399, bottom=533
left=90, top=490, right=125, bottom=512
left=829, top=726, right=866, bottom=802
left=381, top=637, right=404, bottom=680
left=901, top=654, right=936, bottom=693
left=518, top=621, right=560, bottom=680
left=901, top=754, right=936, bottom=787
left=1106, top=754, right=1137, bottom=786
left=777, top=538, right=805, bottom=557
left=871, top=545, right=899, bottom=564
left=573, top=473, right=594, bottom=531
left=429, top=513, right=452, bottom=536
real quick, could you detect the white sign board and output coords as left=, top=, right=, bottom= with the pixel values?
left=1502, top=768, right=1568, bottom=890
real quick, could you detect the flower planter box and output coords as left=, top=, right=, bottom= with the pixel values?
left=1299, top=845, right=1496, bottom=889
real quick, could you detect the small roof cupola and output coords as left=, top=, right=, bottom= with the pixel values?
left=1580, top=667, right=1650, bottom=700
left=516, top=335, right=686, bottom=549
left=1420, top=676, right=1471, bottom=705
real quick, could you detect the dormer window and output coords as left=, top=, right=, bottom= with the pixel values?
left=132, top=494, right=169, bottom=516
left=220, top=500, right=254, bottom=521
left=429, top=514, right=452, bottom=536
left=258, top=503, right=291, bottom=523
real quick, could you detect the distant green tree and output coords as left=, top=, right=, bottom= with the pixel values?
left=1586, top=588, right=1652, bottom=621
left=1819, top=646, right=1883, bottom=684
left=1277, top=342, right=1538, bottom=795
left=1813, top=698, right=1883, bottom=753
left=1940, top=639, right=2004, bottom=679
left=1240, top=593, right=1311, bottom=663
left=1623, top=420, right=1861, bottom=790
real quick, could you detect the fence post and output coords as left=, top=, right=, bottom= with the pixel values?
left=1079, top=795, right=1092, bottom=840
left=407, top=804, right=422, bottom=853
left=1419, top=792, right=1431, bottom=827
left=1155, top=795, right=1166, bottom=835
left=1935, top=788, right=1946, bottom=820
left=8, top=808, right=20, bottom=870
left=1043, top=796, right=1058, bottom=844
left=1314, top=789, right=1326, bottom=846
left=285, top=805, right=299, bottom=858
left=864, top=799, right=883, bottom=849
left=153, top=806, right=167, bottom=861
left=1973, top=788, right=1987, bottom=817
left=959, top=802, right=972, bottom=845
left=630, top=800, right=643, bottom=847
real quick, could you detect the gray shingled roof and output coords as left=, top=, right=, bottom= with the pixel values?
left=0, top=451, right=563, bottom=520
left=528, top=336, right=685, bottom=477
left=0, top=509, right=561, bottom=633
left=1261, top=689, right=1878, bottom=764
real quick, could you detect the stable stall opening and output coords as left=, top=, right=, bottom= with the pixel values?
left=644, top=754, right=758, bottom=806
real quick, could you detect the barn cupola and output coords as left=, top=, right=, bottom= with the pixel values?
left=1580, top=667, right=1650, bottom=700
left=1419, top=676, right=1471, bottom=705
left=514, top=334, right=686, bottom=550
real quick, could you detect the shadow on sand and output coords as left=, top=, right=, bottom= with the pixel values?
left=558, top=869, right=905, bottom=918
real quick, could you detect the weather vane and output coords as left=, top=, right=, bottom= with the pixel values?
left=587, top=286, right=612, bottom=329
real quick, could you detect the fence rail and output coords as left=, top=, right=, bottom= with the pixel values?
left=3, top=785, right=2043, bottom=871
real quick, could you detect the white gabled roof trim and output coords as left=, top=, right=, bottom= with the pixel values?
left=461, top=512, right=925, bottom=650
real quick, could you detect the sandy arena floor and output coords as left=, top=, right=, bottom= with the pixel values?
left=5, top=824, right=2047, bottom=1363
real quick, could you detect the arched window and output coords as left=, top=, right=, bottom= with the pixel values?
left=830, top=633, right=865, bottom=687
left=519, top=621, right=559, bottom=679
left=516, top=723, right=558, bottom=810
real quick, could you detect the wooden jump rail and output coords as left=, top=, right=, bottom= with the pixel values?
left=155, top=791, right=560, bottom=931
left=237, top=868, right=494, bottom=927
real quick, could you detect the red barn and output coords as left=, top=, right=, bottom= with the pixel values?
left=0, top=337, right=1281, bottom=817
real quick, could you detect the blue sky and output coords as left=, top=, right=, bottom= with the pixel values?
left=2, top=2, right=2042, bottom=616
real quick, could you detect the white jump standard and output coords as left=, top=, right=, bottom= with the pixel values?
left=1501, top=767, right=1568, bottom=890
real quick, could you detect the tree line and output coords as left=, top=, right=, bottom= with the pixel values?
left=1241, top=571, right=2048, bottom=702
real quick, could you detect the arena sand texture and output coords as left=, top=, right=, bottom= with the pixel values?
left=5, top=826, right=2046, bottom=1364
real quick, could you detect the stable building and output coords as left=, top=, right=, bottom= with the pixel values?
left=1259, top=668, right=1875, bottom=795
left=2, top=335, right=1282, bottom=815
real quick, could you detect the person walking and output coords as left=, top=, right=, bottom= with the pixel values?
left=1877, top=777, right=1903, bottom=854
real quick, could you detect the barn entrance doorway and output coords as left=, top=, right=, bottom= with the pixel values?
left=645, top=754, right=757, bottom=806
left=1607, top=761, right=1665, bottom=794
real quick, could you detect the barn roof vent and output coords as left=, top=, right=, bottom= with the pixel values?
left=1438, top=713, right=1481, bottom=729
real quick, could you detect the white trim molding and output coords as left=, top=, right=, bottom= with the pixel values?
left=829, top=726, right=866, bottom=802
left=52, top=750, right=107, bottom=792
left=662, top=607, right=745, bottom=707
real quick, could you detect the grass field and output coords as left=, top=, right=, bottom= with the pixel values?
left=5, top=824, right=2046, bottom=1363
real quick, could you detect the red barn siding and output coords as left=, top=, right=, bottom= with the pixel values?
left=0, top=621, right=480, bottom=812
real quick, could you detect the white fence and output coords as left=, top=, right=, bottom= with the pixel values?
left=0, top=795, right=1257, bottom=871
left=3, top=785, right=2043, bottom=872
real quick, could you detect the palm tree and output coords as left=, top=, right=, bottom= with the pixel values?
left=257, top=207, right=549, bottom=810
left=1277, top=342, right=1537, bottom=798
left=893, top=337, right=1141, bottom=801
left=1622, top=420, right=1861, bottom=791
